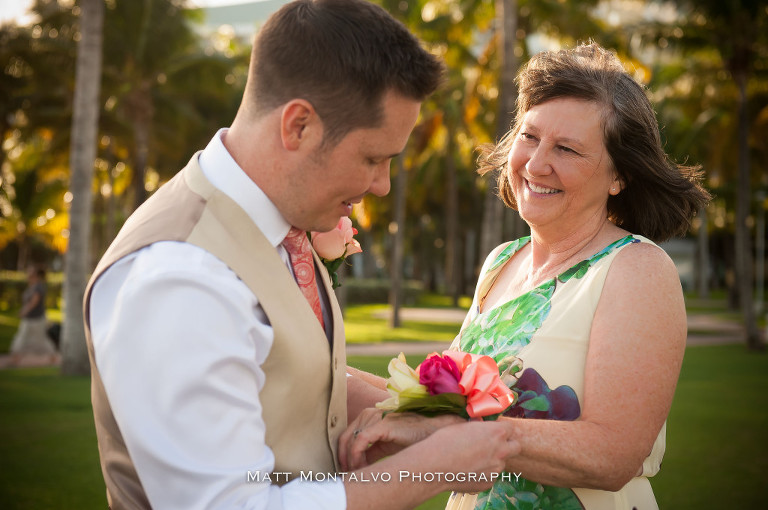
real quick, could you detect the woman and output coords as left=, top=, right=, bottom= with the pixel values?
left=341, top=42, right=710, bottom=509
left=10, top=266, right=57, bottom=365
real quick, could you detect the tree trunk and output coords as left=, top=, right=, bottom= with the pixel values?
left=756, top=191, right=765, bottom=315
left=480, top=0, right=518, bottom=259
left=16, top=233, right=28, bottom=272
left=61, top=0, right=104, bottom=376
left=389, top=155, right=407, bottom=328
left=131, top=87, right=152, bottom=210
left=445, top=132, right=460, bottom=306
left=733, top=71, right=763, bottom=349
left=697, top=205, right=709, bottom=299
left=106, top=164, right=116, bottom=244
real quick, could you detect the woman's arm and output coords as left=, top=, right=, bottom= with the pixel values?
left=343, top=243, right=685, bottom=491
left=499, top=242, right=686, bottom=490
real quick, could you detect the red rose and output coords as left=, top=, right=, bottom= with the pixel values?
left=418, top=354, right=462, bottom=395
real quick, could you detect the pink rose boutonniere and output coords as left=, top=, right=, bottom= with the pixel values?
left=310, top=217, right=362, bottom=289
left=376, top=350, right=521, bottom=419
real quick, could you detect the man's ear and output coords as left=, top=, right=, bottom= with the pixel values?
left=280, top=99, right=321, bottom=151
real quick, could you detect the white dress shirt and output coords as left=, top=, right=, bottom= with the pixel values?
left=89, top=129, right=346, bottom=509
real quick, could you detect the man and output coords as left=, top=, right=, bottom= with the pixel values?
left=84, top=1, right=518, bottom=508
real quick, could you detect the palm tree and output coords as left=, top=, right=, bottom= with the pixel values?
left=480, top=0, right=517, bottom=260
left=0, top=5, right=77, bottom=266
left=645, top=0, right=767, bottom=349
left=60, top=0, right=104, bottom=376
left=0, top=133, right=69, bottom=269
left=101, top=0, right=240, bottom=211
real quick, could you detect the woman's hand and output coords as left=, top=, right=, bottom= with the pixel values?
left=339, top=408, right=465, bottom=470
left=342, top=420, right=521, bottom=510
left=425, top=420, right=521, bottom=493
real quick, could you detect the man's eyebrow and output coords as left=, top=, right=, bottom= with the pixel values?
left=371, top=152, right=402, bottom=161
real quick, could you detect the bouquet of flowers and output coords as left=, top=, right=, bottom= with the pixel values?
left=376, top=350, right=522, bottom=419
left=310, top=217, right=362, bottom=289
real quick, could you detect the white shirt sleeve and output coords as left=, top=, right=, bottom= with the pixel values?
left=89, top=241, right=346, bottom=510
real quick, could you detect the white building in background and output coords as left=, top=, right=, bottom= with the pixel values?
left=193, top=0, right=291, bottom=38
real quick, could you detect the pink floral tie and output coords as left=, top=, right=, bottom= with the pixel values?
left=282, top=227, right=325, bottom=329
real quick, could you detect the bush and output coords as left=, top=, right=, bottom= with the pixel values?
left=343, top=278, right=424, bottom=305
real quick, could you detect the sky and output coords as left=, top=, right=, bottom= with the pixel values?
left=0, top=0, right=264, bottom=25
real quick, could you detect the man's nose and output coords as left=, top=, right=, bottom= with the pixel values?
left=368, top=162, right=392, bottom=197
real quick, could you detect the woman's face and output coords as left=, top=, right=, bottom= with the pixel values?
left=506, top=97, right=620, bottom=233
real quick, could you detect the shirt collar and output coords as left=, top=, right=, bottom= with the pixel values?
left=197, top=128, right=291, bottom=246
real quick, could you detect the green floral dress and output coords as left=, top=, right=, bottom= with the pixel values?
left=446, top=235, right=666, bottom=510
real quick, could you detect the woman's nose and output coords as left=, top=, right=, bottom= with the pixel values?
left=525, top=146, right=553, bottom=177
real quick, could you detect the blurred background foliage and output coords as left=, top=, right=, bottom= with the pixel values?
left=0, top=0, right=766, bottom=344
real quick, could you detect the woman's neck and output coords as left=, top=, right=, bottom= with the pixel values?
left=527, top=215, right=620, bottom=277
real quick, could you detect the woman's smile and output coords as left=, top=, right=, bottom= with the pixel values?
left=526, top=180, right=562, bottom=195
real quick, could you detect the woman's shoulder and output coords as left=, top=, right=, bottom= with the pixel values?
left=482, top=236, right=531, bottom=274
left=609, top=235, right=680, bottom=286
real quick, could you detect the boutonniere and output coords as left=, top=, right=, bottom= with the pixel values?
left=310, top=217, right=362, bottom=289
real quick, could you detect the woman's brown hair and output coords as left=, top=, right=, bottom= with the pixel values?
left=478, top=42, right=710, bottom=242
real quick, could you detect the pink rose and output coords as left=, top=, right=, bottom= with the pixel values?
left=417, top=353, right=462, bottom=395
left=311, top=217, right=361, bottom=260
left=441, top=350, right=516, bottom=418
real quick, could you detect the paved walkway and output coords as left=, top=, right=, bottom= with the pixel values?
left=351, top=307, right=748, bottom=355
left=0, top=353, right=61, bottom=370
left=0, top=307, right=751, bottom=369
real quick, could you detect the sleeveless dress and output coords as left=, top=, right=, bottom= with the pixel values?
left=446, top=235, right=666, bottom=510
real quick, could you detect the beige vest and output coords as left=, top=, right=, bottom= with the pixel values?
left=83, top=155, right=347, bottom=509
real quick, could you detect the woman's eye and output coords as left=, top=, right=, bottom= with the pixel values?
left=558, top=145, right=578, bottom=155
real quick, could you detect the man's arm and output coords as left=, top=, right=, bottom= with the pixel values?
left=90, top=242, right=348, bottom=509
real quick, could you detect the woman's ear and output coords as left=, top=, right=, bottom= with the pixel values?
left=609, top=175, right=625, bottom=196
left=280, top=99, right=322, bottom=151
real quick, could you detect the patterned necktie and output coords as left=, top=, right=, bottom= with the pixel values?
left=282, top=227, right=325, bottom=329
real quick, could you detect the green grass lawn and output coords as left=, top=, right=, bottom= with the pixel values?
left=1, top=345, right=765, bottom=509
left=344, top=304, right=463, bottom=344
left=650, top=345, right=768, bottom=509
left=0, top=368, right=104, bottom=509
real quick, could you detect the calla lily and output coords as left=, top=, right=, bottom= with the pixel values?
left=376, top=353, right=429, bottom=410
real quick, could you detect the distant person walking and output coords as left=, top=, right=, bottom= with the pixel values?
left=10, top=266, right=57, bottom=365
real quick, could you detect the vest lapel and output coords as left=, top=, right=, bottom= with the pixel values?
left=184, top=165, right=327, bottom=339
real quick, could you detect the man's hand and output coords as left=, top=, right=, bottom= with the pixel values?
left=339, top=408, right=465, bottom=470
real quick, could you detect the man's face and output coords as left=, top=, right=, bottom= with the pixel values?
left=282, top=90, right=422, bottom=232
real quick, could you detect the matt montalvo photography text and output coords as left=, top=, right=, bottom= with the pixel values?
left=246, top=471, right=524, bottom=484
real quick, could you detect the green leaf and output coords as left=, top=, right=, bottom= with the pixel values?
left=519, top=394, right=550, bottom=412
left=392, top=392, right=469, bottom=418
left=324, top=257, right=345, bottom=273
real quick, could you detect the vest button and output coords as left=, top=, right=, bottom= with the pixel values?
left=334, top=357, right=338, bottom=371
left=330, top=415, right=338, bottom=427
